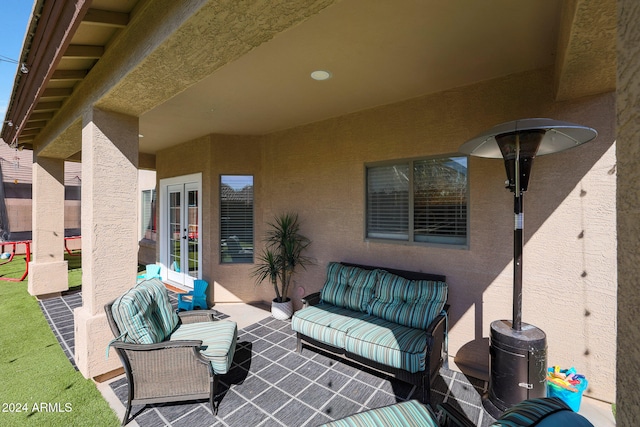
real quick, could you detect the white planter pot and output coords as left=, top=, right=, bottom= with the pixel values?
left=271, top=298, right=293, bottom=320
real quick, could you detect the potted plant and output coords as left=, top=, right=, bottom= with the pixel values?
left=252, top=212, right=312, bottom=320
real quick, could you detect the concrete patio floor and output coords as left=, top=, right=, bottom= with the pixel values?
left=39, top=290, right=615, bottom=426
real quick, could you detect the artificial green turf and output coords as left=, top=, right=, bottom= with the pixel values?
left=0, top=252, right=82, bottom=288
left=0, top=253, right=119, bottom=426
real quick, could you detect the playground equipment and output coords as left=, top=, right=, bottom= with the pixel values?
left=0, top=236, right=81, bottom=282
left=0, top=240, right=30, bottom=282
left=64, top=235, right=81, bottom=256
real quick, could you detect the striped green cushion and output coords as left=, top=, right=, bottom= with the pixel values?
left=319, top=400, right=438, bottom=427
left=320, top=262, right=350, bottom=307
left=344, top=317, right=428, bottom=373
left=136, top=278, right=179, bottom=338
left=491, top=397, right=575, bottom=427
left=291, top=304, right=373, bottom=349
left=369, top=271, right=447, bottom=330
left=111, top=279, right=179, bottom=344
left=373, top=270, right=410, bottom=300
left=342, top=266, right=380, bottom=312
left=111, top=284, right=164, bottom=344
left=320, top=263, right=381, bottom=313
left=170, top=320, right=238, bottom=375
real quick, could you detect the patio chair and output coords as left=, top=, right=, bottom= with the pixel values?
left=105, top=279, right=237, bottom=426
left=177, top=279, right=208, bottom=311
left=438, top=397, right=594, bottom=426
left=136, top=264, right=161, bottom=282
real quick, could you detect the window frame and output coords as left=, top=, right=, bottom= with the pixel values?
left=141, top=188, right=157, bottom=239
left=364, top=154, right=470, bottom=249
left=220, top=174, right=254, bottom=264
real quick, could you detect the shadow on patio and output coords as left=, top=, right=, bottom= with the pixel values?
left=41, top=288, right=496, bottom=427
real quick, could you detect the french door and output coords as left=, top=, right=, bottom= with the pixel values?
left=160, top=174, right=202, bottom=288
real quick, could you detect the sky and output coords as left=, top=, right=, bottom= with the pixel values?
left=0, top=1, right=34, bottom=121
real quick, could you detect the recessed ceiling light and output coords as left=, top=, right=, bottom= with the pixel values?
left=310, top=70, right=332, bottom=81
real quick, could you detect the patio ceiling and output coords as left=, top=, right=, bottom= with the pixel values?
left=1, top=0, right=615, bottom=158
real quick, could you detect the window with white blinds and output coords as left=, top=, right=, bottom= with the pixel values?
left=366, top=156, right=468, bottom=247
left=141, top=189, right=156, bottom=237
left=220, top=175, right=254, bottom=263
left=366, top=164, right=410, bottom=240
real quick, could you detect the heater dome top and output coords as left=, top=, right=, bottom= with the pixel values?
left=459, top=118, right=597, bottom=159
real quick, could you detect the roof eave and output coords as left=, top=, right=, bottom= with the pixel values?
left=1, top=0, right=90, bottom=150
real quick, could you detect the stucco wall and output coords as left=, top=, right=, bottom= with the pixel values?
left=156, top=135, right=212, bottom=288
left=616, top=0, right=640, bottom=424
left=156, top=134, right=263, bottom=305
left=159, top=67, right=616, bottom=402
left=208, top=135, right=263, bottom=303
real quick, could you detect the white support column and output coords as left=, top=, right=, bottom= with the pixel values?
left=28, top=156, right=68, bottom=297
left=74, top=108, right=139, bottom=378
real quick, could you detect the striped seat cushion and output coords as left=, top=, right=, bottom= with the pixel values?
left=320, top=263, right=381, bottom=313
left=320, top=262, right=350, bottom=307
left=136, top=278, right=179, bottom=338
left=319, top=400, right=438, bottom=427
left=291, top=304, right=374, bottom=349
left=342, top=266, right=380, bottom=312
left=344, top=316, right=428, bottom=373
left=111, top=283, right=165, bottom=344
left=170, top=320, right=238, bottom=375
left=369, top=271, right=447, bottom=330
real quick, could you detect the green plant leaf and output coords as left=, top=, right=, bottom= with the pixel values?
left=250, top=212, right=312, bottom=303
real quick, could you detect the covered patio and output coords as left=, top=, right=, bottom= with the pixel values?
left=1, top=0, right=637, bottom=425
left=40, top=288, right=614, bottom=426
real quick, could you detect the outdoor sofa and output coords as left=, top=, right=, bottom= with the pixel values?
left=291, top=262, right=448, bottom=403
left=105, top=278, right=237, bottom=426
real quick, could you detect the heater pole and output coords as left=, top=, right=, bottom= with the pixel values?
left=513, top=134, right=523, bottom=331
left=459, top=118, right=596, bottom=416
left=513, top=192, right=523, bottom=331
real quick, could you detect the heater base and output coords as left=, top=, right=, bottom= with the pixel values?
left=482, top=391, right=504, bottom=419
left=484, top=320, right=547, bottom=418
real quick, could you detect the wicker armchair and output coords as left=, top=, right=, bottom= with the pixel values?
left=105, top=279, right=237, bottom=426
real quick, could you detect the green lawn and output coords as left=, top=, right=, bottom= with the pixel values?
left=0, top=252, right=120, bottom=426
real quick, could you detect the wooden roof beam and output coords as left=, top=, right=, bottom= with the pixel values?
left=83, top=9, right=129, bottom=28
left=28, top=112, right=54, bottom=121
left=19, top=128, right=41, bottom=137
left=42, top=87, right=73, bottom=98
left=34, top=101, right=63, bottom=111
left=64, top=44, right=104, bottom=59
left=24, top=120, right=48, bottom=129
left=51, top=69, right=88, bottom=81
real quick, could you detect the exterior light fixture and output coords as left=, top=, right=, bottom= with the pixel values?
left=0, top=56, right=28, bottom=74
left=3, top=121, right=13, bottom=127
left=310, top=70, right=332, bottom=81
left=459, top=118, right=597, bottom=416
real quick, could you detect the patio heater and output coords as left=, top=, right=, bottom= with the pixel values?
left=459, top=118, right=597, bottom=417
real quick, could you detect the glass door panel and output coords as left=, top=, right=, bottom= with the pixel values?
left=186, top=185, right=199, bottom=279
left=167, top=185, right=184, bottom=284
left=162, top=177, right=201, bottom=288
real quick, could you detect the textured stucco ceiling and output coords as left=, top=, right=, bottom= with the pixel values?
left=2, top=0, right=617, bottom=158
left=138, top=0, right=566, bottom=152
left=554, top=0, right=616, bottom=101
